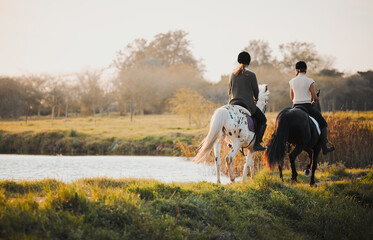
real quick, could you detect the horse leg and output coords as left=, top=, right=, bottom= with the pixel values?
left=226, top=140, right=241, bottom=183
left=310, top=146, right=322, bottom=186
left=213, top=139, right=222, bottom=184
left=304, top=150, right=313, bottom=177
left=279, top=164, right=283, bottom=182
left=289, top=145, right=303, bottom=182
left=242, top=149, right=254, bottom=182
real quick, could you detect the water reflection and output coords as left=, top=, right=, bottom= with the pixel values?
left=0, top=155, right=230, bottom=184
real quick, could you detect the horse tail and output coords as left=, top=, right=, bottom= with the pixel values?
left=194, top=107, right=226, bottom=164
left=263, top=110, right=289, bottom=170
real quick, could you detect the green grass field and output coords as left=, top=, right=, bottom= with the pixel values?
left=1, top=111, right=371, bottom=138
left=0, top=114, right=206, bottom=139
left=0, top=112, right=372, bottom=239
left=0, top=169, right=372, bottom=239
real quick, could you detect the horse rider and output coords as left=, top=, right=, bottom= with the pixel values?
left=228, top=51, right=267, bottom=151
left=289, top=61, right=335, bottom=154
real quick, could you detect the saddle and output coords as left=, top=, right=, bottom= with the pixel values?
left=246, top=115, right=256, bottom=132
left=229, top=102, right=256, bottom=132
left=293, top=106, right=321, bottom=135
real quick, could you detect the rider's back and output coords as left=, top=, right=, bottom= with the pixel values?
left=289, top=74, right=315, bottom=104
left=228, top=70, right=259, bottom=114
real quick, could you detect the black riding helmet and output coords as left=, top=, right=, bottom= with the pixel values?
left=238, top=51, right=251, bottom=65
left=295, top=61, right=307, bottom=72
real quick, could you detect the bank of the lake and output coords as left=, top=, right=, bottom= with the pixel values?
left=1, top=170, right=372, bottom=240
left=0, top=114, right=205, bottom=156
left=0, top=130, right=196, bottom=156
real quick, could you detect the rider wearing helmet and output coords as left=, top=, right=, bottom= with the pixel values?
left=228, top=51, right=267, bottom=151
left=289, top=61, right=335, bottom=154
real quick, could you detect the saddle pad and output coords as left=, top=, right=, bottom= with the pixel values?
left=309, top=116, right=321, bottom=135
left=246, top=115, right=255, bottom=132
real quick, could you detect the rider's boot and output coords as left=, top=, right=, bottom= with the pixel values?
left=253, top=123, right=267, bottom=152
left=321, top=127, right=335, bottom=155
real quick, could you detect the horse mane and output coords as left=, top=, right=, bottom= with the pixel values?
left=257, top=84, right=270, bottom=112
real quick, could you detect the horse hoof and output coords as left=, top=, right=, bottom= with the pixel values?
left=310, top=180, right=317, bottom=187
left=304, top=169, right=311, bottom=177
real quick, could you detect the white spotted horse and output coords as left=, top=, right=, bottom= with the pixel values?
left=263, top=90, right=332, bottom=186
left=194, top=84, right=269, bottom=184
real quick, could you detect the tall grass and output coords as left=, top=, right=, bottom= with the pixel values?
left=323, top=112, right=373, bottom=167
left=0, top=171, right=372, bottom=239
left=181, top=111, right=373, bottom=177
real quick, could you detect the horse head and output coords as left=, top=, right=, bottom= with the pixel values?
left=314, top=89, right=321, bottom=112
left=257, top=84, right=270, bottom=114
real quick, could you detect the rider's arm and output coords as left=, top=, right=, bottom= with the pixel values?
left=290, top=88, right=294, bottom=101
left=309, top=83, right=317, bottom=104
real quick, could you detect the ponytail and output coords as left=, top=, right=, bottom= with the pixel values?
left=233, top=64, right=248, bottom=76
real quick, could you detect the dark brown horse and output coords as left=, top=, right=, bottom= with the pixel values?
left=263, top=91, right=322, bottom=186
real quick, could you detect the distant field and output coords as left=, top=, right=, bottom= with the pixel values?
left=1, top=111, right=371, bottom=137
left=0, top=114, right=207, bottom=139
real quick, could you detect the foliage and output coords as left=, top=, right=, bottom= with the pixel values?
left=0, top=77, right=24, bottom=118
left=279, top=41, right=321, bottom=71
left=114, top=30, right=207, bottom=117
left=0, top=171, right=372, bottom=239
left=168, top=87, right=218, bottom=127
left=243, top=40, right=273, bottom=66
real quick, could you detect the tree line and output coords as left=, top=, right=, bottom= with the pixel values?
left=1, top=30, right=372, bottom=122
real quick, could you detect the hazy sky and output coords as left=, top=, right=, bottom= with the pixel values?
left=0, top=0, right=372, bottom=82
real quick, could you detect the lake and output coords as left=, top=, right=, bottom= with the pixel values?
left=0, top=155, right=231, bottom=184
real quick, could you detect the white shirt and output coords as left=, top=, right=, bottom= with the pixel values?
left=289, top=74, right=315, bottom=104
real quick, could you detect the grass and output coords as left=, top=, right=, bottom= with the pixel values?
left=0, top=169, right=372, bottom=240
left=0, top=114, right=205, bottom=139
left=0, top=114, right=202, bottom=156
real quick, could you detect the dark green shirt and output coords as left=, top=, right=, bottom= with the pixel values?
left=228, top=69, right=259, bottom=114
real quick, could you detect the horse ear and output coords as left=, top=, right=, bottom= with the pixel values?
left=317, top=89, right=320, bottom=97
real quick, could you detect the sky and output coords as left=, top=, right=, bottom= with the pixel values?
left=0, top=0, right=372, bottom=82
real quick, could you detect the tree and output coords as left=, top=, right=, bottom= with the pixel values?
left=113, top=30, right=205, bottom=118
left=19, top=81, right=38, bottom=124
left=279, top=41, right=321, bottom=71
left=148, top=30, right=198, bottom=67
left=23, top=75, right=48, bottom=119
left=168, top=87, right=217, bottom=127
left=114, top=38, right=148, bottom=71
left=243, top=40, right=273, bottom=66
left=0, top=77, right=24, bottom=119
left=77, top=70, right=104, bottom=125
left=44, top=78, right=64, bottom=126
left=318, top=69, right=344, bottom=77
